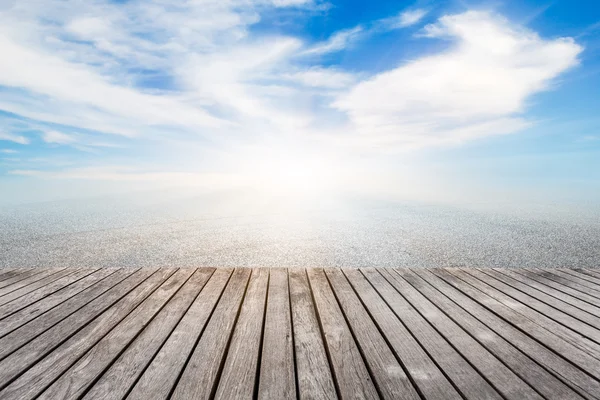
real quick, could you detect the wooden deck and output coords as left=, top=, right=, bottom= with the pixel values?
left=0, top=267, right=600, bottom=399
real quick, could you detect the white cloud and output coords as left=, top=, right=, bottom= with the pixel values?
left=0, top=131, right=30, bottom=144
left=0, top=149, right=18, bottom=154
left=378, top=8, right=428, bottom=30
left=42, top=131, right=77, bottom=144
left=300, top=26, right=363, bottom=56
left=284, top=67, right=356, bottom=88
left=333, top=11, right=582, bottom=149
left=399, top=9, right=428, bottom=27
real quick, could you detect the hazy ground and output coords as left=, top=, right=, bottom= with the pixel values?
left=1, top=190, right=599, bottom=269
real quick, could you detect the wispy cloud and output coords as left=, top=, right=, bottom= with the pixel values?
left=0, top=149, right=18, bottom=154
left=377, top=8, right=429, bottom=30
left=0, top=131, right=30, bottom=145
left=300, top=26, right=364, bottom=56
left=42, top=131, right=77, bottom=145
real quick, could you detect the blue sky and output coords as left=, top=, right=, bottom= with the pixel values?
left=0, top=0, right=599, bottom=205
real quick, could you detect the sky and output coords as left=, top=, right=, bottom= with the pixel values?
left=0, top=0, right=599, bottom=207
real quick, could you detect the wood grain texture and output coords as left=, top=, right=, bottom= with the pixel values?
left=307, top=268, right=380, bottom=399
left=81, top=268, right=214, bottom=400
left=389, top=268, right=543, bottom=400
left=1, top=267, right=599, bottom=400
left=562, top=269, right=600, bottom=288
left=343, top=268, right=464, bottom=400
left=578, top=269, right=600, bottom=279
left=127, top=268, right=233, bottom=400
left=0, top=268, right=70, bottom=302
left=0, top=269, right=135, bottom=355
left=471, top=269, right=600, bottom=347
left=499, top=268, right=600, bottom=320
left=413, top=269, right=586, bottom=400
left=362, top=268, right=502, bottom=400
left=0, top=268, right=118, bottom=335
left=214, top=268, right=269, bottom=399
left=458, top=269, right=600, bottom=379
left=38, top=268, right=196, bottom=400
left=0, top=269, right=26, bottom=283
left=326, top=268, right=421, bottom=400
left=0, top=268, right=99, bottom=319
left=288, top=268, right=337, bottom=400
left=527, top=269, right=600, bottom=303
left=257, top=268, right=296, bottom=400
left=0, top=268, right=171, bottom=400
left=171, top=268, right=251, bottom=400
left=0, top=269, right=43, bottom=290
left=434, top=268, right=600, bottom=400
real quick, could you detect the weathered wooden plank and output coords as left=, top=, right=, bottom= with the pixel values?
left=257, top=269, right=296, bottom=400
left=326, top=268, right=421, bottom=400
left=343, top=269, right=463, bottom=400
left=0, top=268, right=119, bottom=336
left=360, top=268, right=502, bottom=400
left=477, top=269, right=600, bottom=342
left=307, top=268, right=380, bottom=399
left=0, top=268, right=170, bottom=400
left=528, top=269, right=600, bottom=302
left=81, top=268, right=214, bottom=400
left=171, top=268, right=251, bottom=400
left=0, top=269, right=99, bottom=320
left=434, top=268, right=600, bottom=400
left=288, top=268, right=337, bottom=400
left=0, top=268, right=69, bottom=301
left=505, top=268, right=600, bottom=315
left=577, top=269, right=600, bottom=280
left=0, top=269, right=136, bottom=354
left=458, top=269, right=600, bottom=379
left=214, top=268, right=269, bottom=399
left=0, top=269, right=25, bottom=283
left=127, top=268, right=233, bottom=400
left=415, top=269, right=588, bottom=400
left=386, top=268, right=542, bottom=400
left=38, top=268, right=196, bottom=400
left=560, top=269, right=600, bottom=289
left=0, top=269, right=43, bottom=290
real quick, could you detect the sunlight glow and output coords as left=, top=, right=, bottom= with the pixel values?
left=236, top=145, right=344, bottom=200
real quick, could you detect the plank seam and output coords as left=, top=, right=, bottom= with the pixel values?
left=476, top=269, right=600, bottom=346
left=0, top=269, right=136, bottom=355
left=208, top=269, right=253, bottom=400
left=254, top=269, right=270, bottom=399
left=435, top=269, right=600, bottom=400
left=304, top=268, right=342, bottom=400
left=166, top=269, right=236, bottom=400
left=322, top=269, right=385, bottom=400
left=76, top=268, right=203, bottom=400
left=0, top=268, right=69, bottom=301
left=120, top=268, right=217, bottom=400
left=336, top=269, right=428, bottom=400
left=0, top=268, right=169, bottom=392
left=456, top=269, right=600, bottom=377
left=287, top=269, right=300, bottom=400
left=381, top=269, right=510, bottom=400
left=356, top=269, right=469, bottom=400
left=420, top=269, right=577, bottom=400
left=0, top=269, right=100, bottom=322
left=498, top=269, right=600, bottom=317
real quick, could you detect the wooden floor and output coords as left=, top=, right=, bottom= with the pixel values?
left=0, top=268, right=600, bottom=399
